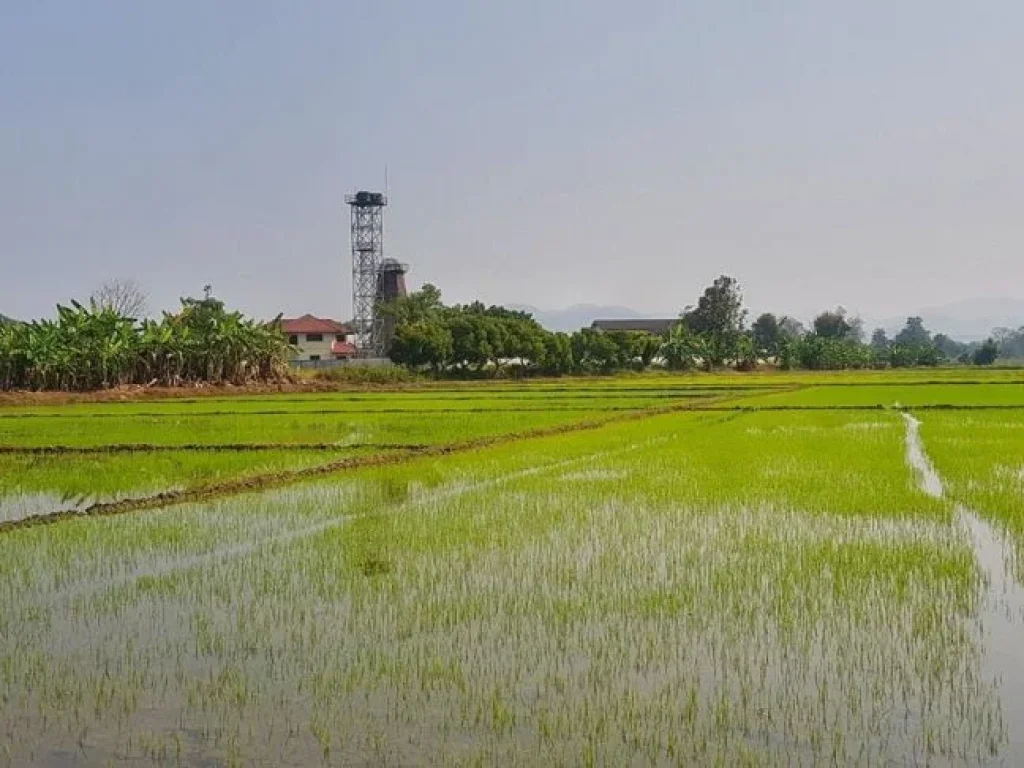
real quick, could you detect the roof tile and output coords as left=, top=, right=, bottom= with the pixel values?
left=281, top=315, right=352, bottom=334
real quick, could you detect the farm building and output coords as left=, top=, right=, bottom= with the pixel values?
left=281, top=315, right=357, bottom=362
left=590, top=318, right=678, bottom=335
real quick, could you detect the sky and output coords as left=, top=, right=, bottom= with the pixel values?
left=3, top=1, right=1024, bottom=325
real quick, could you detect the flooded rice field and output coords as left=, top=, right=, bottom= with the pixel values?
left=0, top=491, right=105, bottom=523
left=1, top=380, right=1024, bottom=765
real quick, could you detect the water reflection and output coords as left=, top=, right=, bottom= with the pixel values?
left=0, top=491, right=101, bottom=523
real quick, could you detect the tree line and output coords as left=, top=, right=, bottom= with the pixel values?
left=990, top=327, right=1024, bottom=361
left=0, top=293, right=290, bottom=391
left=2, top=275, right=1009, bottom=391
left=385, top=277, right=1004, bottom=375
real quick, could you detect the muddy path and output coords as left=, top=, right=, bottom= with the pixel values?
left=0, top=442, right=427, bottom=455
left=0, top=405, right=680, bottom=419
left=0, top=379, right=796, bottom=408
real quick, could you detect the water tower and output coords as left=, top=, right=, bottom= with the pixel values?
left=376, top=258, right=408, bottom=303
left=376, top=257, right=408, bottom=353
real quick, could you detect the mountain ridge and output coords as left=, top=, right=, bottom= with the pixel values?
left=867, top=297, right=1024, bottom=342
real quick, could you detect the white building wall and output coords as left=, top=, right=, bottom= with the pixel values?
left=287, top=333, right=352, bottom=361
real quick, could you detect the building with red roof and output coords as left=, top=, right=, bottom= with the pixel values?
left=281, top=315, right=357, bottom=361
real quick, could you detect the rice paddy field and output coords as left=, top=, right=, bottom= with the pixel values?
left=2, top=371, right=1023, bottom=766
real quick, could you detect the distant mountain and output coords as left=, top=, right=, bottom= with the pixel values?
left=0, top=313, right=15, bottom=325
left=509, top=304, right=676, bottom=332
left=870, top=297, right=1024, bottom=342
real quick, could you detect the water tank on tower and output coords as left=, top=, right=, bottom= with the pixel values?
left=376, top=258, right=409, bottom=303
left=376, top=258, right=409, bottom=353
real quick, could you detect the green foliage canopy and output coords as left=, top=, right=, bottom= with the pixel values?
left=0, top=294, right=290, bottom=391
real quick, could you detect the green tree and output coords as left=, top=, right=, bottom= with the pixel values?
left=445, top=311, right=493, bottom=371
left=389, top=321, right=452, bottom=372
left=751, top=313, right=781, bottom=358
left=933, top=333, right=966, bottom=359
left=915, top=344, right=942, bottom=367
left=778, top=316, right=806, bottom=340
left=992, top=327, right=1024, bottom=359
left=570, top=328, right=620, bottom=373
left=813, top=308, right=852, bottom=340
left=885, top=317, right=942, bottom=368
left=734, top=333, right=758, bottom=371
left=777, top=336, right=797, bottom=370
left=538, top=332, right=573, bottom=375
left=683, top=275, right=746, bottom=369
left=632, top=333, right=663, bottom=368
left=893, top=316, right=931, bottom=347
left=660, top=323, right=703, bottom=371
left=793, top=334, right=872, bottom=370
left=381, top=283, right=445, bottom=327
left=887, top=343, right=916, bottom=369
left=498, top=315, right=547, bottom=371
left=973, top=338, right=999, bottom=366
left=603, top=331, right=641, bottom=370
left=1, top=293, right=289, bottom=391
left=847, top=316, right=865, bottom=343
left=870, top=328, right=889, bottom=357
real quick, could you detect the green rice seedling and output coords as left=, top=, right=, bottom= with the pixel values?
left=0, top=389, right=728, bottom=417
left=0, top=448, right=388, bottom=523
left=915, top=410, right=1024, bottom=578
left=0, top=402, right=1011, bottom=764
left=735, top=382, right=1024, bottom=409
left=0, top=407, right=631, bottom=448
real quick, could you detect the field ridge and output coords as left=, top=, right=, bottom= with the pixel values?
left=0, top=400, right=741, bottom=535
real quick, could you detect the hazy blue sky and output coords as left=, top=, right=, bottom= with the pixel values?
left=3, top=1, right=1023, bottom=324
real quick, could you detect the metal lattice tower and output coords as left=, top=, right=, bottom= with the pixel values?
left=345, top=191, right=388, bottom=357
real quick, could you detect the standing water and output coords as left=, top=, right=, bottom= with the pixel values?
left=904, top=412, right=1024, bottom=762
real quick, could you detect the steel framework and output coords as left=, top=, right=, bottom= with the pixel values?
left=345, top=191, right=388, bottom=357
